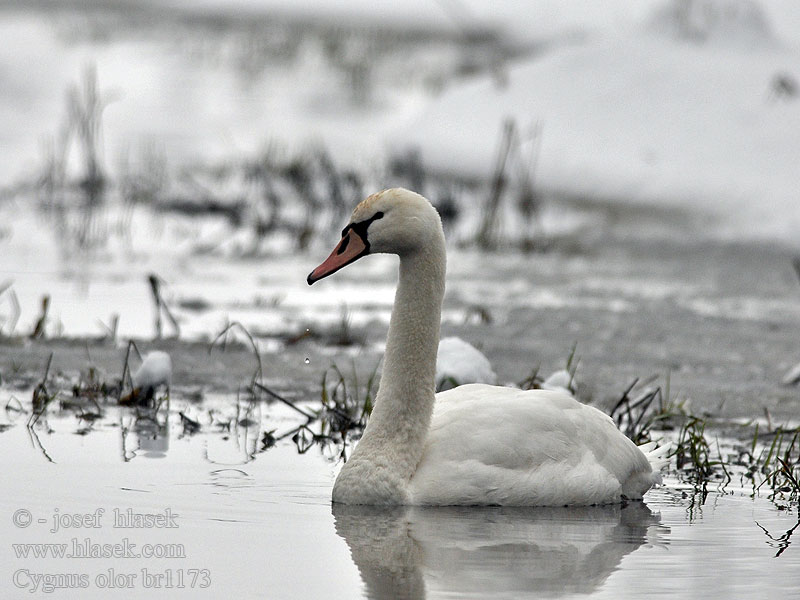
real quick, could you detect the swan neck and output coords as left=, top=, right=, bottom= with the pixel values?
left=345, top=238, right=445, bottom=494
left=380, top=247, right=445, bottom=407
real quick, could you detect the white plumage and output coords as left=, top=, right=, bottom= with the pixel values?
left=411, top=385, right=656, bottom=505
left=308, top=189, right=664, bottom=506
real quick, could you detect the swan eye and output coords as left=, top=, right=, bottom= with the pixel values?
left=343, top=211, right=385, bottom=241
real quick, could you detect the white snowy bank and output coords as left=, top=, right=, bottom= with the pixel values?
left=390, top=1, right=800, bottom=243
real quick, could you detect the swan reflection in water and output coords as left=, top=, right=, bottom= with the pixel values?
left=333, top=502, right=667, bottom=599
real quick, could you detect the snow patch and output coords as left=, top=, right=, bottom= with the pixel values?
left=132, top=351, right=173, bottom=391
left=436, top=336, right=497, bottom=390
left=391, top=10, right=800, bottom=245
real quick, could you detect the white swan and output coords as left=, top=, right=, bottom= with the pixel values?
left=308, top=188, right=664, bottom=506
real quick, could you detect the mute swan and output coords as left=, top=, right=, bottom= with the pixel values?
left=308, top=188, right=665, bottom=506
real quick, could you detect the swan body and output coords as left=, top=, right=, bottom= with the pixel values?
left=308, top=188, right=663, bottom=506
left=411, top=385, right=655, bottom=505
left=436, top=336, right=497, bottom=390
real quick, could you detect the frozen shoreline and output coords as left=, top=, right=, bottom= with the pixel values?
left=3, top=227, right=799, bottom=422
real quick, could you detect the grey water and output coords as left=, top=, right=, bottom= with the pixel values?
left=0, top=405, right=798, bottom=600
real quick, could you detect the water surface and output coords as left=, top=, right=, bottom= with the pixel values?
left=0, top=401, right=797, bottom=599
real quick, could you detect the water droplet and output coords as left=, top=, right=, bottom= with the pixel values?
left=304, top=357, right=310, bottom=365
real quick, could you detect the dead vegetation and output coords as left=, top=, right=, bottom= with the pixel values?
left=607, top=373, right=800, bottom=505
left=4, top=329, right=798, bottom=511
left=3, top=59, right=559, bottom=266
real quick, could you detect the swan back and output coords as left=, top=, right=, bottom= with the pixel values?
left=409, top=385, right=656, bottom=506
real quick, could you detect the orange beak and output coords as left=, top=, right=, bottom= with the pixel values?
left=307, top=229, right=369, bottom=285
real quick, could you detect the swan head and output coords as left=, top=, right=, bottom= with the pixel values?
left=307, top=188, right=442, bottom=285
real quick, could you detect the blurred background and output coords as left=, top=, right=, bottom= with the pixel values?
left=2, top=6, right=800, bottom=595
left=0, top=0, right=798, bottom=356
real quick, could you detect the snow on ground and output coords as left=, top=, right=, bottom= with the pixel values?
left=131, top=350, right=173, bottom=390
left=436, top=336, right=497, bottom=389
left=390, top=2, right=800, bottom=244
